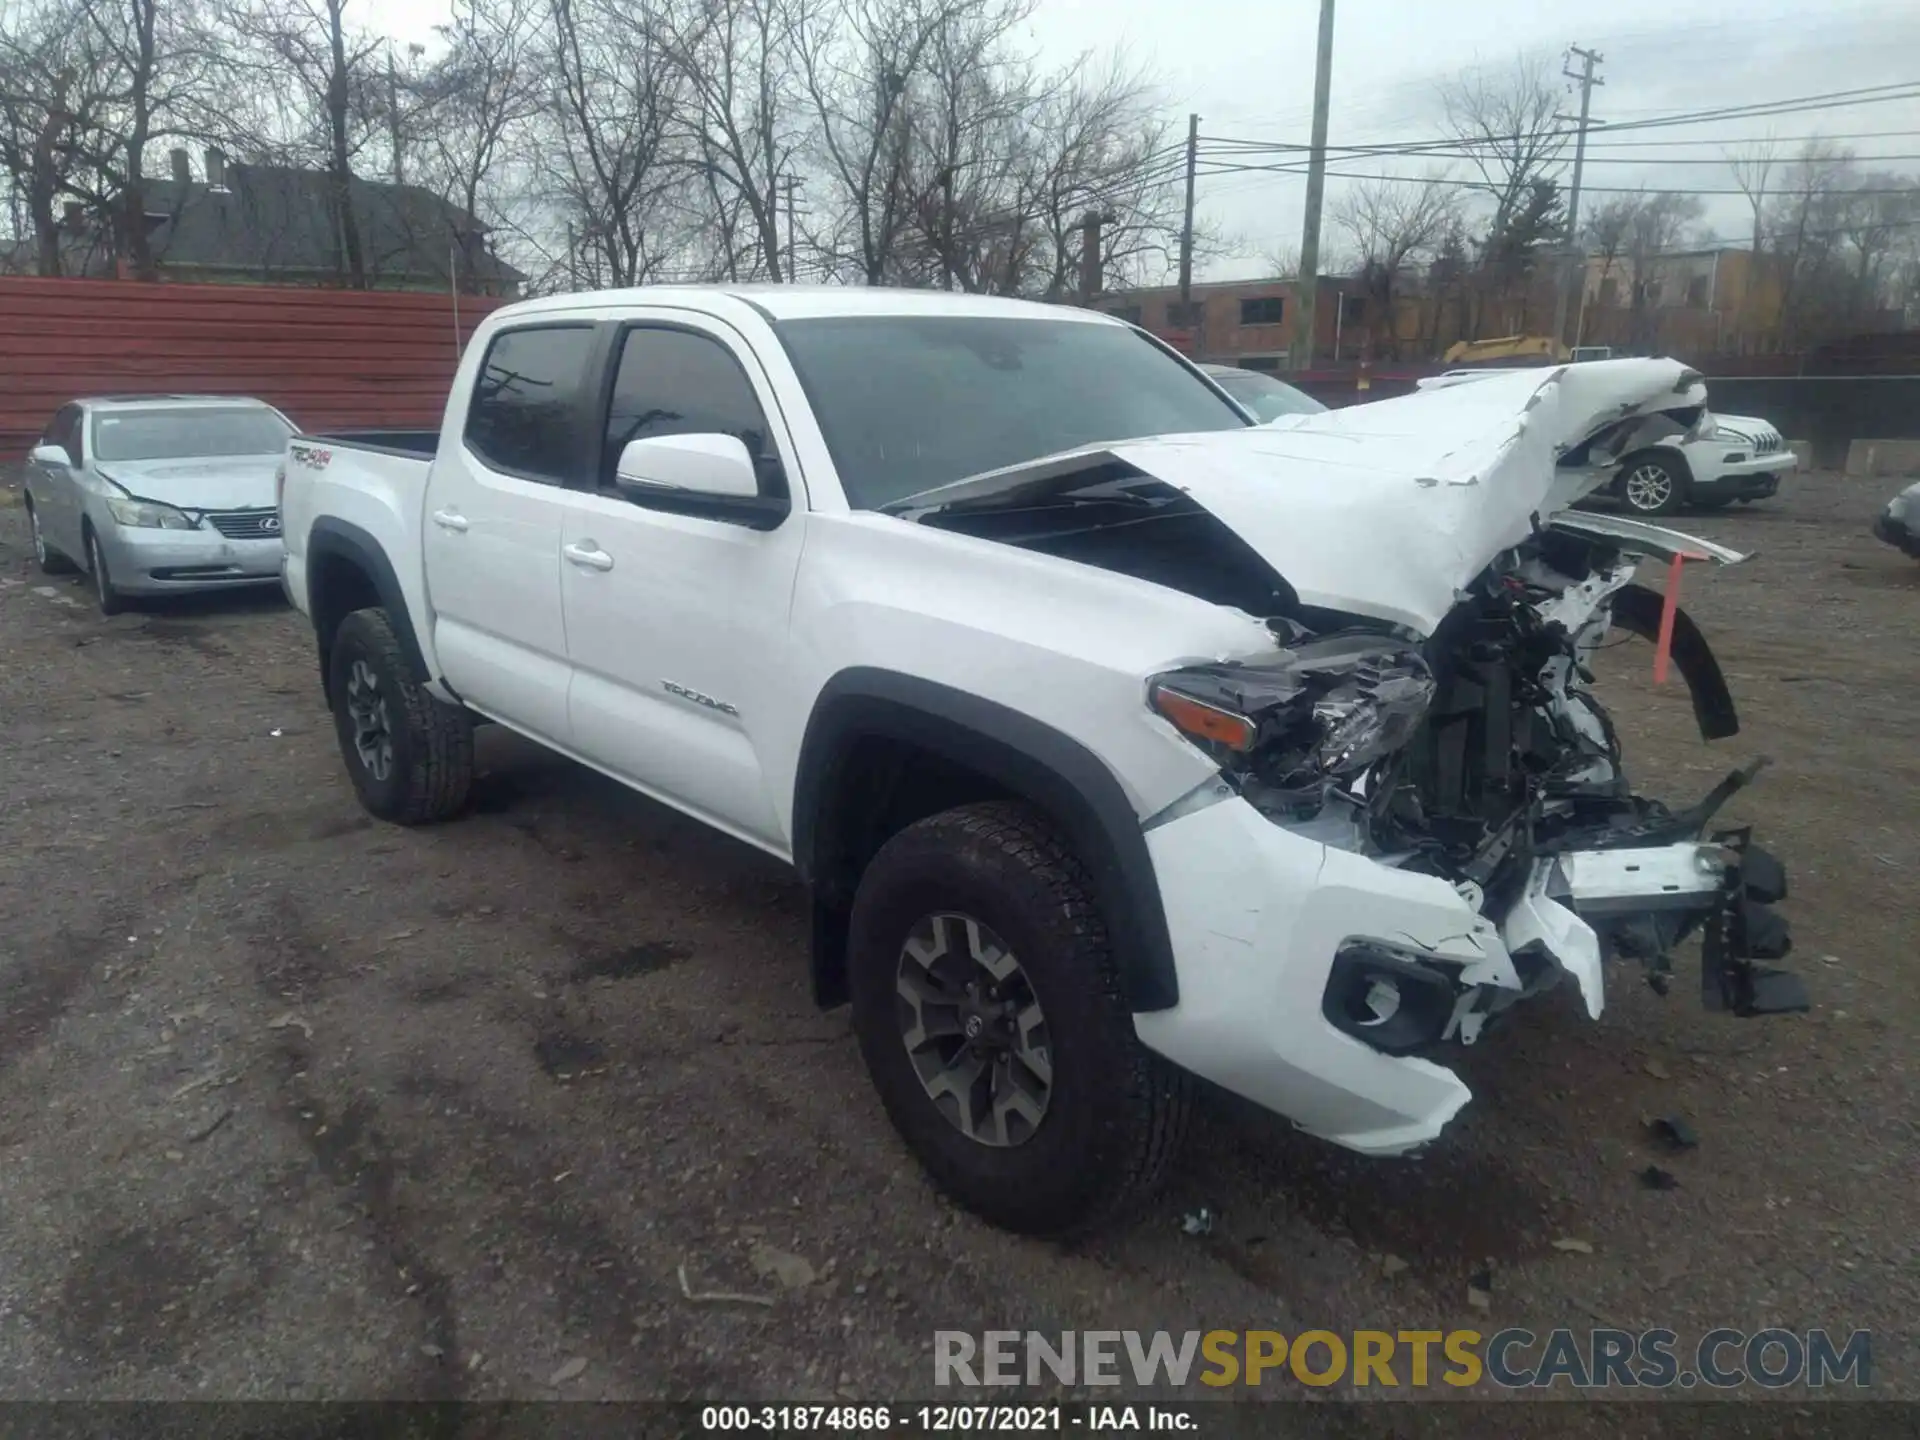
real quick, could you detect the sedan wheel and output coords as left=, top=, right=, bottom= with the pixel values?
left=1621, top=459, right=1684, bottom=516
left=88, top=532, right=124, bottom=616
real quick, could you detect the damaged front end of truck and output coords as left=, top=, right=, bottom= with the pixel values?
left=893, top=358, right=1806, bottom=1149
left=1143, top=515, right=1806, bottom=1060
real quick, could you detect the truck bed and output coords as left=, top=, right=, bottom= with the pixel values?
left=303, top=428, right=440, bottom=458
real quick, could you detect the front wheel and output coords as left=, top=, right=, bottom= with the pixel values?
left=327, top=608, right=474, bottom=824
left=1618, top=455, right=1687, bottom=516
left=847, top=801, right=1191, bottom=1237
left=87, top=530, right=124, bottom=615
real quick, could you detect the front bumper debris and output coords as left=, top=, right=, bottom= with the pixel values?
left=1136, top=783, right=1805, bottom=1158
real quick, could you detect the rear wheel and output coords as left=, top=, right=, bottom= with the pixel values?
left=847, top=801, right=1191, bottom=1236
left=1618, top=454, right=1687, bottom=516
left=327, top=608, right=474, bottom=824
left=24, top=497, right=74, bottom=574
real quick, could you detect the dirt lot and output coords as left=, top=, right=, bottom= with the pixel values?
left=0, top=470, right=1915, bottom=1424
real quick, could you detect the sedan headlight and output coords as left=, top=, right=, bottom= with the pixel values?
left=1149, top=633, right=1436, bottom=809
left=106, top=496, right=197, bottom=530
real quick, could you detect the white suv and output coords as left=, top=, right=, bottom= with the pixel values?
left=1612, top=410, right=1795, bottom=516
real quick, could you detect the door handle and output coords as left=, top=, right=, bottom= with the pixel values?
left=564, top=542, right=614, bottom=572
left=432, top=509, right=469, bottom=532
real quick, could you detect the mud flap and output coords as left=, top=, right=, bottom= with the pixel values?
left=1701, top=830, right=1809, bottom=1016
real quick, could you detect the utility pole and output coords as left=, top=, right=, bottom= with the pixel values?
left=776, top=176, right=801, bottom=281
left=1552, top=45, right=1604, bottom=352
left=1178, top=112, right=1199, bottom=303
left=386, top=44, right=403, bottom=185
left=1079, top=210, right=1115, bottom=304
left=1287, top=0, right=1336, bottom=373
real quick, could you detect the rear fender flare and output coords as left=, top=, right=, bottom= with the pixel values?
left=305, top=517, right=429, bottom=701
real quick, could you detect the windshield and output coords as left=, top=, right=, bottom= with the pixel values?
left=774, top=315, right=1247, bottom=510
left=1208, top=368, right=1327, bottom=421
left=91, top=407, right=292, bottom=463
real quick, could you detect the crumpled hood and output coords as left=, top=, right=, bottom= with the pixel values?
left=95, top=456, right=280, bottom=512
left=902, top=358, right=1707, bottom=637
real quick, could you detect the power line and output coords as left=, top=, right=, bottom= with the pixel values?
left=1192, top=161, right=1920, bottom=198
left=1197, top=82, right=1920, bottom=165
left=1198, top=147, right=1920, bottom=169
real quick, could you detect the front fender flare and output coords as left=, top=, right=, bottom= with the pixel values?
left=792, top=669, right=1179, bottom=1014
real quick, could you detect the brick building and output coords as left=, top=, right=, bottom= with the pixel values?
left=1099, top=275, right=1367, bottom=369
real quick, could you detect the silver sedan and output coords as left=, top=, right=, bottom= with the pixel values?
left=23, top=396, right=295, bottom=614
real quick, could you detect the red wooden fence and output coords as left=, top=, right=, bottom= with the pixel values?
left=0, top=277, right=508, bottom=458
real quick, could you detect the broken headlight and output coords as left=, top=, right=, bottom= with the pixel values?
left=1148, top=633, right=1437, bottom=810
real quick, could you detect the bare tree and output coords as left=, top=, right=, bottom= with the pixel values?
left=404, top=0, right=542, bottom=288
left=223, top=0, right=383, bottom=286
left=793, top=0, right=974, bottom=284
left=1578, top=191, right=1636, bottom=320
left=546, top=0, right=696, bottom=288
left=1833, top=172, right=1918, bottom=314
left=654, top=0, right=815, bottom=282
left=1437, top=53, right=1569, bottom=244
left=1328, top=172, right=1462, bottom=357
left=1766, top=140, right=1857, bottom=346
left=1618, top=189, right=1704, bottom=350
left=0, top=0, right=113, bottom=274
left=1725, top=135, right=1778, bottom=260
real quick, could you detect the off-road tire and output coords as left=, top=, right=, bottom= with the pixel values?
left=847, top=801, right=1192, bottom=1236
left=24, top=497, right=74, bottom=574
left=327, top=607, right=474, bottom=824
left=86, top=529, right=124, bottom=615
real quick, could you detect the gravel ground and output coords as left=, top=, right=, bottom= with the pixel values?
left=0, top=470, right=1914, bottom=1426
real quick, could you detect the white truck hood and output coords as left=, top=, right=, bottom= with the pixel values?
left=95, top=456, right=282, bottom=512
left=902, top=358, right=1708, bottom=636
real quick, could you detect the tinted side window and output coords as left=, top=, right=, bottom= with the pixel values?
left=602, top=327, right=773, bottom=490
left=464, top=325, right=595, bottom=483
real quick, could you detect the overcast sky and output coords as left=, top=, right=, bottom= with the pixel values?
left=380, top=0, right=1920, bottom=281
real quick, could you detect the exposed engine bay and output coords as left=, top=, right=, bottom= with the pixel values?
left=898, top=362, right=1808, bottom=1064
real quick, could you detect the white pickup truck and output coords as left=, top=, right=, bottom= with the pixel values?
left=277, top=286, right=1804, bottom=1236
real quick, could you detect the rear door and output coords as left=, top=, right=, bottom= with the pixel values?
left=423, top=323, right=598, bottom=745
left=556, top=316, right=806, bottom=851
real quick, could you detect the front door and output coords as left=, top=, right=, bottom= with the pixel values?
left=33, top=405, right=85, bottom=556
left=558, top=318, right=806, bottom=853
left=423, top=323, right=597, bottom=745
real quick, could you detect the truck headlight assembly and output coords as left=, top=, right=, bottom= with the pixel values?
left=1148, top=634, right=1436, bottom=791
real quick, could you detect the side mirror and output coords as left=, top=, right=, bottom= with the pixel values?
left=615, top=434, right=760, bottom=500
left=31, top=443, right=71, bottom=468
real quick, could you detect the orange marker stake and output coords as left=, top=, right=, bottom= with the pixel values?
left=1652, top=551, right=1709, bottom=685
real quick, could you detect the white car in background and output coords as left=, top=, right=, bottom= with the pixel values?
left=1416, top=369, right=1794, bottom=516
left=1610, top=410, right=1795, bottom=516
